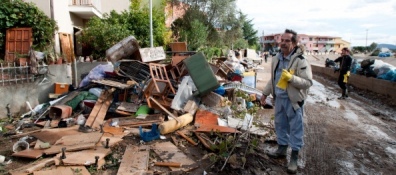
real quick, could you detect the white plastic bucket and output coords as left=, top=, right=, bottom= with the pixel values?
left=12, top=140, right=29, bottom=153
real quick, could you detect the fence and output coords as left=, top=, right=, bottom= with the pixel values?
left=0, top=62, right=48, bottom=86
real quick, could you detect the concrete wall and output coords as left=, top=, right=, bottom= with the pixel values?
left=0, top=62, right=109, bottom=118
left=101, top=0, right=130, bottom=14
left=0, top=65, right=71, bottom=118
left=312, top=65, right=396, bottom=103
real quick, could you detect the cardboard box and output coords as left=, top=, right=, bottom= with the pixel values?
left=54, top=83, right=69, bottom=94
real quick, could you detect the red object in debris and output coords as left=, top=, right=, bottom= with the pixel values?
left=194, top=110, right=218, bottom=126
left=83, top=100, right=96, bottom=108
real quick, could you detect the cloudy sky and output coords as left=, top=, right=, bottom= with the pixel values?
left=236, top=0, right=396, bottom=46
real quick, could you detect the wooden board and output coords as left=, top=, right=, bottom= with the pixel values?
left=59, top=32, right=74, bottom=63
left=43, top=132, right=102, bottom=155
left=12, top=149, right=43, bottom=159
left=85, top=90, right=113, bottom=130
left=31, top=126, right=80, bottom=145
left=33, top=166, right=90, bottom=175
left=139, top=47, right=166, bottom=62
left=195, top=124, right=240, bottom=133
left=117, top=145, right=150, bottom=175
left=9, top=158, right=55, bottom=175
left=92, top=79, right=134, bottom=89
left=152, top=141, right=195, bottom=171
left=117, top=102, right=139, bottom=112
left=57, top=146, right=111, bottom=166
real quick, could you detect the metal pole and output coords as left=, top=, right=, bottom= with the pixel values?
left=366, top=29, right=368, bottom=51
left=149, top=0, right=153, bottom=48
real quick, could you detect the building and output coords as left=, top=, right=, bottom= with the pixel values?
left=24, top=0, right=130, bottom=57
left=261, top=33, right=350, bottom=54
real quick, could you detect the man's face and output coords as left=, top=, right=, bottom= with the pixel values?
left=280, top=33, right=295, bottom=54
left=341, top=49, right=348, bottom=56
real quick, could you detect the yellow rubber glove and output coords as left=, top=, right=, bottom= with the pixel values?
left=343, top=71, right=350, bottom=83
left=281, top=69, right=293, bottom=81
left=277, top=69, right=294, bottom=90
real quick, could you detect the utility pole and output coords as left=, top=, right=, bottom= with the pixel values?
left=150, top=0, right=153, bottom=48
left=262, top=30, right=264, bottom=51
left=366, top=29, right=368, bottom=52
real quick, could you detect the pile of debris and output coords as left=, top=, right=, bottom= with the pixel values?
left=0, top=36, right=276, bottom=174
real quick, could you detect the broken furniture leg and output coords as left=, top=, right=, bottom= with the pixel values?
left=149, top=97, right=180, bottom=123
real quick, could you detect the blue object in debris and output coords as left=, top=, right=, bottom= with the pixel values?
left=214, top=86, right=226, bottom=95
left=139, top=123, right=160, bottom=142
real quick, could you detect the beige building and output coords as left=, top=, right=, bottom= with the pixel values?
left=24, top=0, right=130, bottom=55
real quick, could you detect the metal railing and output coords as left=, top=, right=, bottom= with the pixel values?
left=0, top=63, right=48, bottom=86
left=70, top=0, right=101, bottom=11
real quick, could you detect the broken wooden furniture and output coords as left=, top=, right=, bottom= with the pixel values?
left=144, top=63, right=176, bottom=110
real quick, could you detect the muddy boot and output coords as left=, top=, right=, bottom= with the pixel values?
left=287, top=150, right=299, bottom=174
left=338, top=89, right=346, bottom=99
left=344, top=89, right=349, bottom=98
left=267, top=145, right=288, bottom=159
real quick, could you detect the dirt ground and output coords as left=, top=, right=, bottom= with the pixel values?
left=1, top=54, right=396, bottom=175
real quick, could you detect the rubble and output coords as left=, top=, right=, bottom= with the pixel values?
left=0, top=38, right=277, bottom=174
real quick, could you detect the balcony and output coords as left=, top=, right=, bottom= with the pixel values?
left=315, top=40, right=335, bottom=44
left=263, top=40, right=276, bottom=44
left=69, top=0, right=102, bottom=19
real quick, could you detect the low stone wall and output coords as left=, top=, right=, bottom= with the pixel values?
left=0, top=62, right=108, bottom=118
left=312, top=65, right=396, bottom=103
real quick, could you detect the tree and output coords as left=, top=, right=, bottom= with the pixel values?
left=179, top=19, right=208, bottom=51
left=240, top=12, right=258, bottom=48
left=80, top=0, right=171, bottom=59
left=369, top=42, right=377, bottom=52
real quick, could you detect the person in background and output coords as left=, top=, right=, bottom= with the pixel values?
left=264, top=52, right=269, bottom=63
left=334, top=47, right=353, bottom=99
left=260, top=29, right=313, bottom=174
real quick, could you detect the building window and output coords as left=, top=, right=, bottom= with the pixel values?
left=309, top=37, right=312, bottom=41
left=331, top=44, right=333, bottom=47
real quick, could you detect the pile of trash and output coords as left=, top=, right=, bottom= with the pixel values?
left=353, top=59, right=396, bottom=82
left=325, top=57, right=396, bottom=82
left=0, top=36, right=275, bottom=174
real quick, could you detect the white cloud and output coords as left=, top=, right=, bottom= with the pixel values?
left=237, top=0, right=396, bottom=46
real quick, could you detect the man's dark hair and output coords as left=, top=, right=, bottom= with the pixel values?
left=285, top=29, right=298, bottom=44
left=342, top=47, right=350, bottom=53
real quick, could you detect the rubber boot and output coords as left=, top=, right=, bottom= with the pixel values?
left=338, top=89, right=346, bottom=99
left=345, top=89, right=349, bottom=98
left=287, top=150, right=299, bottom=174
left=267, top=145, right=288, bottom=159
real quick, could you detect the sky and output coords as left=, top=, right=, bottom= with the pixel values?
left=236, top=0, right=396, bottom=46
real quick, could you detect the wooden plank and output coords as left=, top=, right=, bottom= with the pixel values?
left=43, top=132, right=102, bottom=155
left=33, top=166, right=90, bottom=175
left=92, top=79, right=134, bottom=89
left=152, top=141, right=195, bottom=171
left=57, top=146, right=111, bottom=166
left=117, top=145, right=150, bottom=175
left=91, top=92, right=113, bottom=130
left=85, top=90, right=111, bottom=129
left=117, top=102, right=139, bottom=112
left=59, top=32, right=73, bottom=63
left=9, top=158, right=55, bottom=175
left=12, top=149, right=43, bottom=159
left=31, top=126, right=80, bottom=145
left=195, top=124, right=240, bottom=133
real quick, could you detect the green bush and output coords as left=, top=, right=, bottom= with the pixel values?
left=0, top=0, right=57, bottom=54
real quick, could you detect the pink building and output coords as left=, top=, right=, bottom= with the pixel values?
left=261, top=33, right=349, bottom=54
